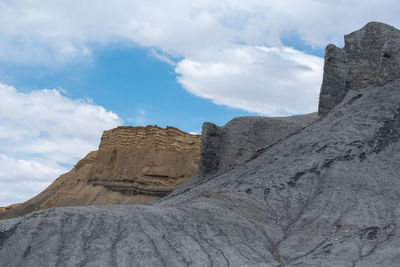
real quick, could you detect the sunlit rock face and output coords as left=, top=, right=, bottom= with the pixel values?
left=0, top=126, right=200, bottom=220
left=88, top=126, right=201, bottom=196
left=2, top=22, right=400, bottom=267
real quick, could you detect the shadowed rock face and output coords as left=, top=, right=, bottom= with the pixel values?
left=1, top=22, right=400, bottom=266
left=176, top=114, right=317, bottom=192
left=198, top=115, right=317, bottom=176
left=0, top=126, right=201, bottom=220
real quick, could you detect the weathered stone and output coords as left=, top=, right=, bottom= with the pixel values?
left=0, top=126, right=200, bottom=220
left=319, top=21, right=400, bottom=116
left=88, top=126, right=201, bottom=195
left=2, top=22, right=400, bottom=267
left=178, top=114, right=317, bottom=191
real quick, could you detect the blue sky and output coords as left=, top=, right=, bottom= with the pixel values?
left=0, top=43, right=260, bottom=134
left=1, top=0, right=399, bottom=206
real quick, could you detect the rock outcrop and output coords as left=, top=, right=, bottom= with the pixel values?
left=319, top=21, right=400, bottom=116
left=176, top=114, right=317, bottom=192
left=1, top=22, right=400, bottom=266
left=0, top=126, right=201, bottom=220
left=88, top=126, right=200, bottom=196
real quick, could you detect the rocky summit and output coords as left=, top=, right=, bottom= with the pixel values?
left=0, top=125, right=201, bottom=220
left=1, top=22, right=400, bottom=266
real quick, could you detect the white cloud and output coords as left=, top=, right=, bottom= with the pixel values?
left=1, top=1, right=399, bottom=58
left=0, top=83, right=122, bottom=162
left=149, top=49, right=177, bottom=66
left=176, top=45, right=323, bottom=115
left=1, top=0, right=399, bottom=114
left=0, top=154, right=67, bottom=206
left=0, top=83, right=122, bottom=206
left=0, top=181, right=52, bottom=207
left=0, top=154, right=66, bottom=182
left=0, top=0, right=399, bottom=206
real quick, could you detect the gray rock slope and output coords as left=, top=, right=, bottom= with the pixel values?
left=177, top=113, right=317, bottom=192
left=1, top=22, right=400, bottom=266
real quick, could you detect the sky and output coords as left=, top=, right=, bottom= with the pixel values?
left=1, top=0, right=400, bottom=206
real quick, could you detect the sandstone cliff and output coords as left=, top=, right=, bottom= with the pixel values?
left=88, top=126, right=201, bottom=196
left=0, top=126, right=201, bottom=220
left=2, top=22, right=400, bottom=267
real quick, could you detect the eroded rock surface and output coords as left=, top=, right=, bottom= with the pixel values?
left=88, top=126, right=201, bottom=196
left=1, top=22, right=400, bottom=267
left=319, top=21, right=400, bottom=116
left=176, top=114, right=317, bottom=192
left=0, top=126, right=200, bottom=220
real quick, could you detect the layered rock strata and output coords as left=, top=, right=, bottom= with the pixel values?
left=1, top=22, right=400, bottom=266
left=88, top=126, right=200, bottom=196
left=0, top=126, right=201, bottom=220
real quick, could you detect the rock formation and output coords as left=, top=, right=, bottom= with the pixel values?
left=318, top=21, right=400, bottom=116
left=0, top=204, right=21, bottom=214
left=0, top=126, right=201, bottom=220
left=88, top=126, right=200, bottom=196
left=1, top=22, right=400, bottom=266
left=179, top=114, right=317, bottom=191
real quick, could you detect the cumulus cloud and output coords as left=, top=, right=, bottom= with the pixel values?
left=176, top=45, right=323, bottom=115
left=0, top=0, right=399, bottom=205
left=0, top=154, right=65, bottom=206
left=1, top=0, right=399, bottom=114
left=0, top=181, right=52, bottom=207
left=1, top=1, right=399, bottom=58
left=0, top=155, right=67, bottom=182
left=0, top=83, right=122, bottom=162
left=0, top=83, right=122, bottom=205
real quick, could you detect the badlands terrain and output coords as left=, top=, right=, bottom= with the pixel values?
left=1, top=22, right=400, bottom=266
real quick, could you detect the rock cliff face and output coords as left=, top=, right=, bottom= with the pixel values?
left=177, top=114, right=317, bottom=191
left=1, top=22, right=400, bottom=267
left=88, top=126, right=200, bottom=196
left=319, top=22, right=400, bottom=116
left=0, top=126, right=200, bottom=220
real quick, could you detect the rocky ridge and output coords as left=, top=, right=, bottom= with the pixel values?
left=176, top=114, right=317, bottom=192
left=0, top=125, right=201, bottom=220
left=1, top=22, right=400, bottom=266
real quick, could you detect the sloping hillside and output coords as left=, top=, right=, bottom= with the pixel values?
left=1, top=22, right=400, bottom=266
